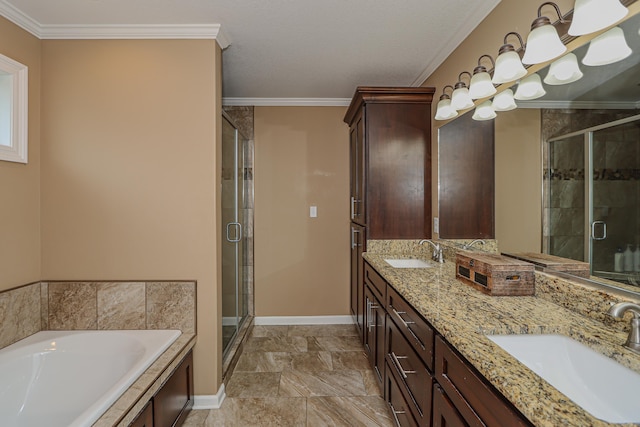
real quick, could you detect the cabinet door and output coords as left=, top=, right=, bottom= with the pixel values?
left=432, top=384, right=467, bottom=427
left=153, top=351, right=194, bottom=427
left=385, top=362, right=420, bottom=427
left=350, top=110, right=365, bottom=226
left=364, top=285, right=384, bottom=390
left=350, top=224, right=365, bottom=340
left=129, top=401, right=153, bottom=427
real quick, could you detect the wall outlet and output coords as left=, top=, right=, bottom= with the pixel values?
left=310, top=206, right=317, bottom=218
left=433, top=217, right=439, bottom=234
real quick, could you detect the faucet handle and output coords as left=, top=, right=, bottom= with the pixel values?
left=608, top=302, right=640, bottom=355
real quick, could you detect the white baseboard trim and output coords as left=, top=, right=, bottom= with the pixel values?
left=193, top=384, right=225, bottom=409
left=254, top=315, right=354, bottom=325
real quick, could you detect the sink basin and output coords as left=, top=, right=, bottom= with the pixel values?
left=487, top=334, right=640, bottom=423
left=384, top=258, right=433, bottom=268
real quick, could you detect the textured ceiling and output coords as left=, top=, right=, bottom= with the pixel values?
left=0, top=0, right=501, bottom=101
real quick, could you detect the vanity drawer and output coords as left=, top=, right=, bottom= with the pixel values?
left=386, top=317, right=432, bottom=426
left=435, top=336, right=532, bottom=427
left=387, top=285, right=435, bottom=371
left=385, top=361, right=420, bottom=427
left=365, top=262, right=387, bottom=302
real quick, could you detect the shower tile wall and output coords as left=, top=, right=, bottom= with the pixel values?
left=543, top=109, right=640, bottom=271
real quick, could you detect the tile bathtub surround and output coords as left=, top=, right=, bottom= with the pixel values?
left=43, top=281, right=196, bottom=333
left=182, top=324, right=394, bottom=427
left=0, top=282, right=41, bottom=349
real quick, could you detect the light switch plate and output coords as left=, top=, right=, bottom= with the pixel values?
left=433, top=217, right=439, bottom=234
left=310, top=206, right=317, bottom=218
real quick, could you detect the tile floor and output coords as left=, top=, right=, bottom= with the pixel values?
left=182, top=324, right=394, bottom=426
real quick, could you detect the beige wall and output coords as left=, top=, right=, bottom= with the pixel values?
left=423, top=0, right=573, bottom=251
left=40, top=39, right=221, bottom=394
left=0, top=17, right=41, bottom=291
left=254, top=106, right=350, bottom=317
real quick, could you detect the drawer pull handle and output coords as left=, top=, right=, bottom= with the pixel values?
left=388, top=403, right=406, bottom=427
left=392, top=308, right=426, bottom=351
left=391, top=352, right=416, bottom=379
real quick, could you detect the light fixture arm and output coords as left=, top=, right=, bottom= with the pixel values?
left=440, top=85, right=455, bottom=100
left=456, top=71, right=472, bottom=86
left=477, top=54, right=495, bottom=69
left=502, top=32, right=525, bottom=51
left=533, top=2, right=567, bottom=30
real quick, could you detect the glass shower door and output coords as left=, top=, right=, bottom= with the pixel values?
left=590, top=120, right=640, bottom=280
left=546, top=114, right=640, bottom=284
left=222, top=115, right=248, bottom=354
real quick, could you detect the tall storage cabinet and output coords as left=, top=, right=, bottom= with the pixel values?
left=344, top=86, right=435, bottom=341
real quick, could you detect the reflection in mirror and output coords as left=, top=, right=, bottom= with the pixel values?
left=442, top=7, right=640, bottom=295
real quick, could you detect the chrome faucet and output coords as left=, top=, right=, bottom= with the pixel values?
left=608, top=302, right=640, bottom=355
left=419, top=239, right=444, bottom=263
left=463, top=239, right=486, bottom=250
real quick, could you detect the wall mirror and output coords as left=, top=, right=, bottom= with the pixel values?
left=439, top=6, right=640, bottom=296
left=0, top=53, right=28, bottom=164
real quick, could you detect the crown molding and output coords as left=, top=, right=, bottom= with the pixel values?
left=0, top=1, right=230, bottom=47
left=410, top=0, right=502, bottom=87
left=223, top=97, right=351, bottom=107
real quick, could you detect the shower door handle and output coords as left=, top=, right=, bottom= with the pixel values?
left=226, top=222, right=242, bottom=243
left=591, top=221, right=607, bottom=240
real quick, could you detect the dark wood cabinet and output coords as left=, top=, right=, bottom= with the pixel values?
left=432, top=384, right=466, bottom=427
left=346, top=86, right=434, bottom=343
left=130, top=350, right=194, bottom=427
left=364, top=284, right=385, bottom=389
left=438, top=110, right=495, bottom=239
left=434, top=337, right=532, bottom=427
left=351, top=223, right=366, bottom=337
left=385, top=362, right=421, bottom=427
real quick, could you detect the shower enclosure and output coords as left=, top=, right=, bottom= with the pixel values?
left=544, top=113, right=640, bottom=284
left=221, top=112, right=253, bottom=356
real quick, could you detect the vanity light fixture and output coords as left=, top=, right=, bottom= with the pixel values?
left=568, top=0, right=628, bottom=36
left=451, top=71, right=474, bottom=111
left=434, top=85, right=458, bottom=121
left=521, top=2, right=567, bottom=65
left=469, top=55, right=497, bottom=99
left=491, top=89, right=517, bottom=112
left=492, top=32, right=527, bottom=84
left=582, top=26, right=632, bottom=66
left=514, top=73, right=546, bottom=100
left=544, top=53, right=584, bottom=85
left=472, top=100, right=497, bottom=121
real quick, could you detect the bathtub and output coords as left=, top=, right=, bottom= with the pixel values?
left=0, top=329, right=181, bottom=427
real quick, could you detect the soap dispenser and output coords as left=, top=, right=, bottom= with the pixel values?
left=624, top=244, right=634, bottom=272
left=614, top=247, right=624, bottom=272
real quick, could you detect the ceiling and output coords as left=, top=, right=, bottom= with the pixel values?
left=0, top=0, right=501, bottom=103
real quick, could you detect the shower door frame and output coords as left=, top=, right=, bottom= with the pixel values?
left=545, top=113, right=640, bottom=274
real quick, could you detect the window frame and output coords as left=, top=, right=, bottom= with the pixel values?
left=0, top=53, right=28, bottom=164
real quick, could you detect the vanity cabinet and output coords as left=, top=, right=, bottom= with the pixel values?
left=434, top=336, right=532, bottom=427
left=345, top=86, right=435, bottom=342
left=363, top=260, right=533, bottom=427
left=129, top=350, right=194, bottom=427
left=351, top=223, right=366, bottom=338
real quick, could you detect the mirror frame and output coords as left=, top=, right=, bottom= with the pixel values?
left=0, top=52, right=28, bottom=164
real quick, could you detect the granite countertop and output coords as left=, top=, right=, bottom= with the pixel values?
left=363, top=252, right=640, bottom=427
left=94, top=333, right=197, bottom=427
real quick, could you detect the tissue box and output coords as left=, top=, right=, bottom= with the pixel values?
left=456, top=251, right=535, bottom=296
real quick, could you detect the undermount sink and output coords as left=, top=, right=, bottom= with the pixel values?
left=384, top=258, right=433, bottom=268
left=487, top=334, right=640, bottom=423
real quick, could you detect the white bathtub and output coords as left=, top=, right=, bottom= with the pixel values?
left=0, top=329, right=181, bottom=427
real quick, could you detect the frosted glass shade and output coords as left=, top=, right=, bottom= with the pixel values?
left=568, top=0, right=628, bottom=36
left=472, top=101, right=497, bottom=121
left=434, top=98, right=458, bottom=120
left=522, top=22, right=567, bottom=65
left=514, top=73, right=546, bottom=100
left=582, top=26, right=632, bottom=66
left=469, top=71, right=497, bottom=99
left=451, top=86, right=474, bottom=110
left=544, top=53, right=584, bottom=85
left=492, top=89, right=517, bottom=112
left=492, top=50, right=527, bottom=84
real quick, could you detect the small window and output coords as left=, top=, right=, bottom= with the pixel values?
left=0, top=53, right=28, bottom=164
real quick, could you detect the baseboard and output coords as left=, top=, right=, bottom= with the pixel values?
left=254, top=315, right=354, bottom=325
left=193, top=384, right=225, bottom=409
